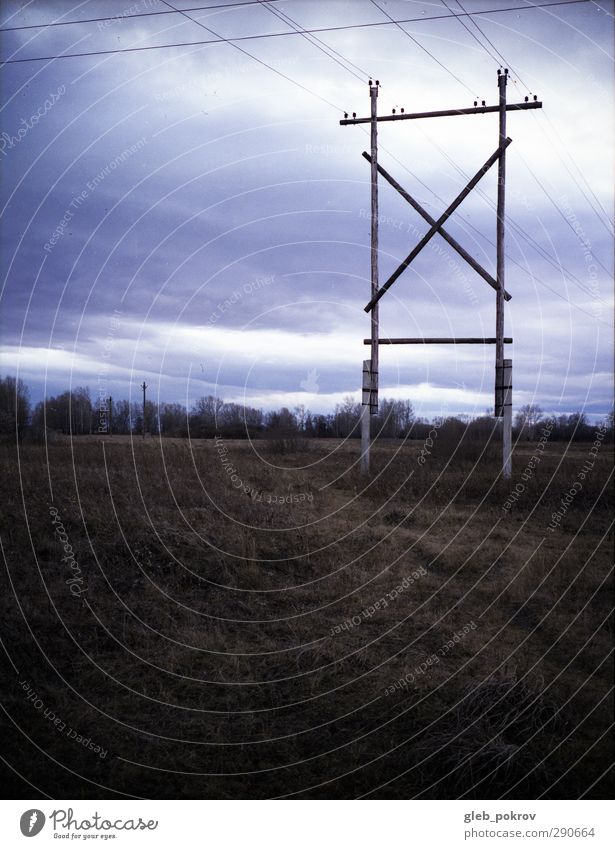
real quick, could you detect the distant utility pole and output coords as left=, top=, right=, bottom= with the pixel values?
left=108, top=396, right=113, bottom=435
left=141, top=381, right=147, bottom=440
left=341, top=70, right=541, bottom=479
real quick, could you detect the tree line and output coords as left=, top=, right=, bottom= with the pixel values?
left=0, top=375, right=612, bottom=443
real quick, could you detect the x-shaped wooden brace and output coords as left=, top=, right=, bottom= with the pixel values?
left=364, top=138, right=512, bottom=313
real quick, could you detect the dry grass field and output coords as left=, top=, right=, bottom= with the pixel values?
left=1, top=431, right=612, bottom=799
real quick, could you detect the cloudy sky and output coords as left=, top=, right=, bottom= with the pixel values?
left=0, top=0, right=613, bottom=421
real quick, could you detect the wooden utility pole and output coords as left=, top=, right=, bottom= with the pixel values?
left=360, top=79, right=380, bottom=474
left=495, top=68, right=507, bottom=368
left=495, top=69, right=512, bottom=478
left=141, top=381, right=147, bottom=440
left=341, top=70, right=540, bottom=480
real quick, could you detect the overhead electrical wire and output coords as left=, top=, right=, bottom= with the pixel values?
left=0, top=0, right=590, bottom=63
left=256, top=0, right=373, bottom=84
left=154, top=0, right=342, bottom=112
left=538, top=111, right=613, bottom=235
left=436, top=0, right=614, bottom=269
left=515, top=149, right=613, bottom=278
left=163, top=0, right=611, bottom=323
left=420, top=129, right=611, bottom=308
left=452, top=0, right=531, bottom=89
left=368, top=0, right=475, bottom=97
left=0, top=0, right=287, bottom=32
left=440, top=0, right=503, bottom=67
left=0, top=0, right=606, bottom=325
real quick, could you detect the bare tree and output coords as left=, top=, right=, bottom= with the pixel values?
left=514, top=404, right=543, bottom=440
left=0, top=375, right=30, bottom=437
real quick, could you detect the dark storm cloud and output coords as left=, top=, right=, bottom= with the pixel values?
left=1, top=0, right=612, bottom=417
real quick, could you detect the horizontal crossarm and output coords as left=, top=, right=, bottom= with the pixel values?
left=365, top=137, right=512, bottom=313
left=362, top=152, right=511, bottom=302
left=340, top=101, right=542, bottom=125
left=363, top=337, right=513, bottom=344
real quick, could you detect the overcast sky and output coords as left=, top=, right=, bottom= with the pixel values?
left=1, top=0, right=613, bottom=421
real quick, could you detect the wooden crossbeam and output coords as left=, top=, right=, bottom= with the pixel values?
left=362, top=152, right=511, bottom=302
left=363, top=337, right=513, bottom=344
left=340, top=101, right=542, bottom=125
left=365, top=138, right=512, bottom=313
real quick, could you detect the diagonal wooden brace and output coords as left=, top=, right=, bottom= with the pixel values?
left=362, top=152, right=511, bottom=302
left=365, top=137, right=512, bottom=313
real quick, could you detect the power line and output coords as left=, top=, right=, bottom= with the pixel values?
left=538, top=111, right=614, bottom=235
left=0, top=1, right=590, bottom=64
left=0, top=0, right=286, bottom=32
left=197, top=0, right=611, bottom=324
left=515, top=148, right=613, bottom=279
left=2, top=0, right=604, bottom=326
left=440, top=1, right=614, bottom=245
left=452, top=0, right=531, bottom=90
left=418, top=129, right=612, bottom=309
left=441, top=0, right=503, bottom=67
left=256, top=0, right=371, bottom=84
left=155, top=0, right=342, bottom=112
left=358, top=4, right=609, bottom=309
left=370, top=137, right=611, bottom=325
left=369, top=0, right=475, bottom=97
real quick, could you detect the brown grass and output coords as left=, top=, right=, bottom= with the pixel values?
left=0, top=433, right=612, bottom=799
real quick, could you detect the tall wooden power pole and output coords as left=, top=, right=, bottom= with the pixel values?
left=495, top=69, right=512, bottom=477
left=341, top=70, right=541, bottom=480
left=141, top=381, right=147, bottom=440
left=361, top=80, right=380, bottom=474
